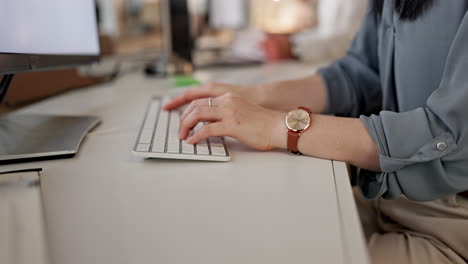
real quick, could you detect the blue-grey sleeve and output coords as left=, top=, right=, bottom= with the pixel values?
left=317, top=1, right=382, bottom=117
left=360, top=12, right=468, bottom=201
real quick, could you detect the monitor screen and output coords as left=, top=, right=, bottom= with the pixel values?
left=0, top=0, right=100, bottom=74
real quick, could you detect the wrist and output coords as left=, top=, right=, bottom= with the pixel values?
left=269, top=111, right=288, bottom=150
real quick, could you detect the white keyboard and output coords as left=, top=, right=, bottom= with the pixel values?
left=133, top=96, right=231, bottom=161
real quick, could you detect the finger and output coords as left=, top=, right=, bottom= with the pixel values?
left=187, top=122, right=226, bottom=145
left=179, top=107, right=223, bottom=139
left=180, top=98, right=212, bottom=122
left=164, top=86, right=216, bottom=110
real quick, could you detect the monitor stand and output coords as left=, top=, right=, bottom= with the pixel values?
left=0, top=75, right=101, bottom=164
left=0, top=114, right=100, bottom=164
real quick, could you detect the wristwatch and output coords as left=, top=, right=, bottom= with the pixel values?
left=285, top=107, right=312, bottom=154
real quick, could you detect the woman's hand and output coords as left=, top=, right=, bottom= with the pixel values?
left=164, top=82, right=262, bottom=111
left=178, top=93, right=287, bottom=151
left=164, top=74, right=328, bottom=114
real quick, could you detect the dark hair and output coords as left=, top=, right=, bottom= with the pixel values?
left=374, top=0, right=434, bottom=21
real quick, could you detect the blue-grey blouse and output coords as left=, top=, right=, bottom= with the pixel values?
left=318, top=0, right=468, bottom=201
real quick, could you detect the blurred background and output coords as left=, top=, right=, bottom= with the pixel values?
left=96, top=0, right=366, bottom=65
left=1, top=0, right=367, bottom=109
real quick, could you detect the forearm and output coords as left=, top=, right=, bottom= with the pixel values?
left=258, top=74, right=327, bottom=113
left=271, top=113, right=381, bottom=171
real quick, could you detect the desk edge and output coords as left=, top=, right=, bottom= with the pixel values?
left=332, top=161, right=370, bottom=264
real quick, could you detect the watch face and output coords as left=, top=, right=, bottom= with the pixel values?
left=286, top=109, right=311, bottom=132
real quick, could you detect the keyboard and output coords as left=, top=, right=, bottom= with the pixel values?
left=133, top=96, right=231, bottom=161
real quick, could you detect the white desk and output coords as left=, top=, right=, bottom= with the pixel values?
left=0, top=63, right=368, bottom=264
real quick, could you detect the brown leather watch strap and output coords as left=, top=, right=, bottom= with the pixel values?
left=287, top=130, right=301, bottom=154
left=298, top=107, right=312, bottom=114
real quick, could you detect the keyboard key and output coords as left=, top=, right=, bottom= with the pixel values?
left=167, top=139, right=180, bottom=153
left=136, top=143, right=150, bottom=152
left=169, top=111, right=180, bottom=132
left=166, top=111, right=181, bottom=153
left=182, top=141, right=195, bottom=154
left=143, top=101, right=160, bottom=130
left=209, top=137, right=226, bottom=156
left=139, top=129, right=153, bottom=144
left=210, top=146, right=227, bottom=156
left=156, top=111, right=169, bottom=135
left=152, top=109, right=169, bottom=152
left=182, top=130, right=195, bottom=154
left=196, top=141, right=210, bottom=155
left=151, top=138, right=166, bottom=153
left=193, top=123, right=212, bottom=155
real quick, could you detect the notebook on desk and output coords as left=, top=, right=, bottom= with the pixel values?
left=0, top=170, right=50, bottom=264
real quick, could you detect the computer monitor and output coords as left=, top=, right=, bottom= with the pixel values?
left=0, top=0, right=100, bottom=75
left=0, top=0, right=101, bottom=164
left=170, top=0, right=194, bottom=64
left=144, top=0, right=193, bottom=76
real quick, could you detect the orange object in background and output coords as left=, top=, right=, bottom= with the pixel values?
left=262, top=33, right=293, bottom=61
left=251, top=0, right=316, bottom=62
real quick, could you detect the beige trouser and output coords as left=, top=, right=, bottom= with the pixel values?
left=354, top=188, right=468, bottom=264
